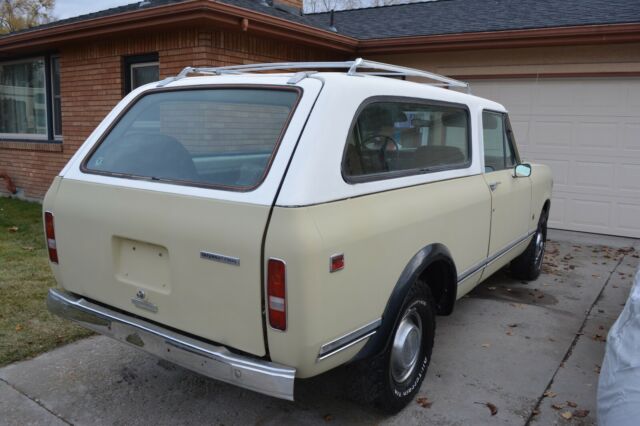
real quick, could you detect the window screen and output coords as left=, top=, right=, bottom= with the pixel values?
left=84, top=88, right=299, bottom=190
left=344, top=100, right=470, bottom=179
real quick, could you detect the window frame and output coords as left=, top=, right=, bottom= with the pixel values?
left=80, top=84, right=303, bottom=192
left=481, top=109, right=521, bottom=173
left=0, top=55, right=61, bottom=143
left=123, top=53, right=159, bottom=95
left=49, top=55, right=62, bottom=139
left=341, top=96, right=472, bottom=184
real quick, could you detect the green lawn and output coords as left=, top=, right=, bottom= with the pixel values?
left=0, top=197, right=92, bottom=367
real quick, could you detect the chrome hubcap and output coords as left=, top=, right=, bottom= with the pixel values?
left=534, top=231, right=545, bottom=267
left=390, top=307, right=422, bottom=383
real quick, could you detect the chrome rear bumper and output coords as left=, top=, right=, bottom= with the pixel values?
left=47, top=289, right=295, bottom=400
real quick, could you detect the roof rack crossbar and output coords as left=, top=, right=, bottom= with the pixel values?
left=157, top=58, right=469, bottom=89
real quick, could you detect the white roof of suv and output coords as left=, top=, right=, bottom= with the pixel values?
left=62, top=60, right=508, bottom=207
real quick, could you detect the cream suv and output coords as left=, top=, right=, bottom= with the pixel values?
left=44, top=59, right=552, bottom=413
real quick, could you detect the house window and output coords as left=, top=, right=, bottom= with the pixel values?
left=123, top=54, right=159, bottom=94
left=0, top=56, right=61, bottom=141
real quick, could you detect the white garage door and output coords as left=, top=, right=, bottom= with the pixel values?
left=470, top=78, right=640, bottom=238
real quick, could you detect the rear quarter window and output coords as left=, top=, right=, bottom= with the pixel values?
left=83, top=87, right=300, bottom=191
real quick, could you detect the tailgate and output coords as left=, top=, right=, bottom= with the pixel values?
left=52, top=180, right=269, bottom=355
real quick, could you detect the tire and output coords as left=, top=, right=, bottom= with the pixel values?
left=348, top=281, right=436, bottom=414
left=511, top=208, right=548, bottom=280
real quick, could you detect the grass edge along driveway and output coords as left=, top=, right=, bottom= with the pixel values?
left=0, top=197, right=92, bottom=367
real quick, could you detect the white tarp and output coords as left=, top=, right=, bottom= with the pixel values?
left=598, top=266, right=640, bottom=425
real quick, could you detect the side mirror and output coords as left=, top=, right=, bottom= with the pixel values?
left=514, top=163, right=532, bottom=178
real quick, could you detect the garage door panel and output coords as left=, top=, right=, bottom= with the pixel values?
left=618, top=204, right=640, bottom=234
left=575, top=122, right=618, bottom=148
left=532, top=120, right=573, bottom=146
left=573, top=161, right=614, bottom=190
left=569, top=198, right=611, bottom=228
left=619, top=164, right=640, bottom=191
left=471, top=77, right=640, bottom=238
left=624, top=123, right=640, bottom=150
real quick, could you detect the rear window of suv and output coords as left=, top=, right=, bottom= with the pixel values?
left=83, top=87, right=300, bottom=190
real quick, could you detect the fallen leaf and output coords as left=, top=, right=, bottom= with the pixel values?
left=593, top=334, right=607, bottom=342
left=323, top=414, right=333, bottom=422
left=7, top=226, right=18, bottom=232
left=416, top=396, right=432, bottom=408
left=560, top=411, right=573, bottom=420
left=552, top=403, right=565, bottom=410
left=594, top=365, right=601, bottom=374
left=532, top=409, right=540, bottom=416
left=474, top=402, right=498, bottom=416
left=543, top=390, right=557, bottom=398
left=506, top=330, right=513, bottom=336
left=15, top=324, right=23, bottom=332
left=573, top=409, right=589, bottom=418
left=566, top=401, right=578, bottom=408
left=481, top=343, right=490, bottom=348
left=486, top=402, right=498, bottom=416
left=507, top=323, right=518, bottom=328
left=548, top=337, right=556, bottom=342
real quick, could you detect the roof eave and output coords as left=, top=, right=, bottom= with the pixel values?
left=1, top=1, right=638, bottom=58
left=358, top=22, right=640, bottom=54
left=0, top=0, right=358, bottom=55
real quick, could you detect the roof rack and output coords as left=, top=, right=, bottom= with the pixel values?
left=157, top=58, right=469, bottom=90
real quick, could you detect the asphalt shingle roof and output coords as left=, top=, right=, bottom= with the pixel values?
left=305, top=0, right=640, bottom=39
left=3, top=0, right=640, bottom=41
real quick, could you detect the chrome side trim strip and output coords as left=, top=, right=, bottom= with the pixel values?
left=457, top=230, right=536, bottom=284
left=47, top=289, right=296, bottom=400
left=317, top=318, right=382, bottom=361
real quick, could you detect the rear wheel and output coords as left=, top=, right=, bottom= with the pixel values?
left=511, top=208, right=548, bottom=280
left=348, top=281, right=435, bottom=414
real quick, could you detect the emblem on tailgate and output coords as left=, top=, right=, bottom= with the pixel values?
left=200, top=251, right=240, bottom=266
left=131, top=289, right=158, bottom=313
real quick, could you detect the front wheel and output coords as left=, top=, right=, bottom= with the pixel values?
left=511, top=209, right=548, bottom=280
left=348, top=281, right=435, bottom=414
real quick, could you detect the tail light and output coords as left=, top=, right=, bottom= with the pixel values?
left=44, top=211, right=58, bottom=264
left=267, top=258, right=286, bottom=331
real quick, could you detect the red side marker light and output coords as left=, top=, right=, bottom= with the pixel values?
left=330, top=253, right=344, bottom=273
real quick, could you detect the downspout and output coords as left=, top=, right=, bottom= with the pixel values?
left=0, top=171, right=17, bottom=194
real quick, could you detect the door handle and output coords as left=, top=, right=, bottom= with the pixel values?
left=489, top=181, right=501, bottom=191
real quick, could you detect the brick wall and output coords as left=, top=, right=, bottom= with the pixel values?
left=0, top=27, right=339, bottom=199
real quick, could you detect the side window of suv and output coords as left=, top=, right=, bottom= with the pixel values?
left=343, top=100, right=470, bottom=180
left=482, top=111, right=518, bottom=173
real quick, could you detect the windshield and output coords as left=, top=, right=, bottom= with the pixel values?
left=84, top=87, right=300, bottom=190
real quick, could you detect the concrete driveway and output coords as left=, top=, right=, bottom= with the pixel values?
left=1, top=230, right=639, bottom=426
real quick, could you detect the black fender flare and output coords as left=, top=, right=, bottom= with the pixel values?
left=352, top=243, right=457, bottom=362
